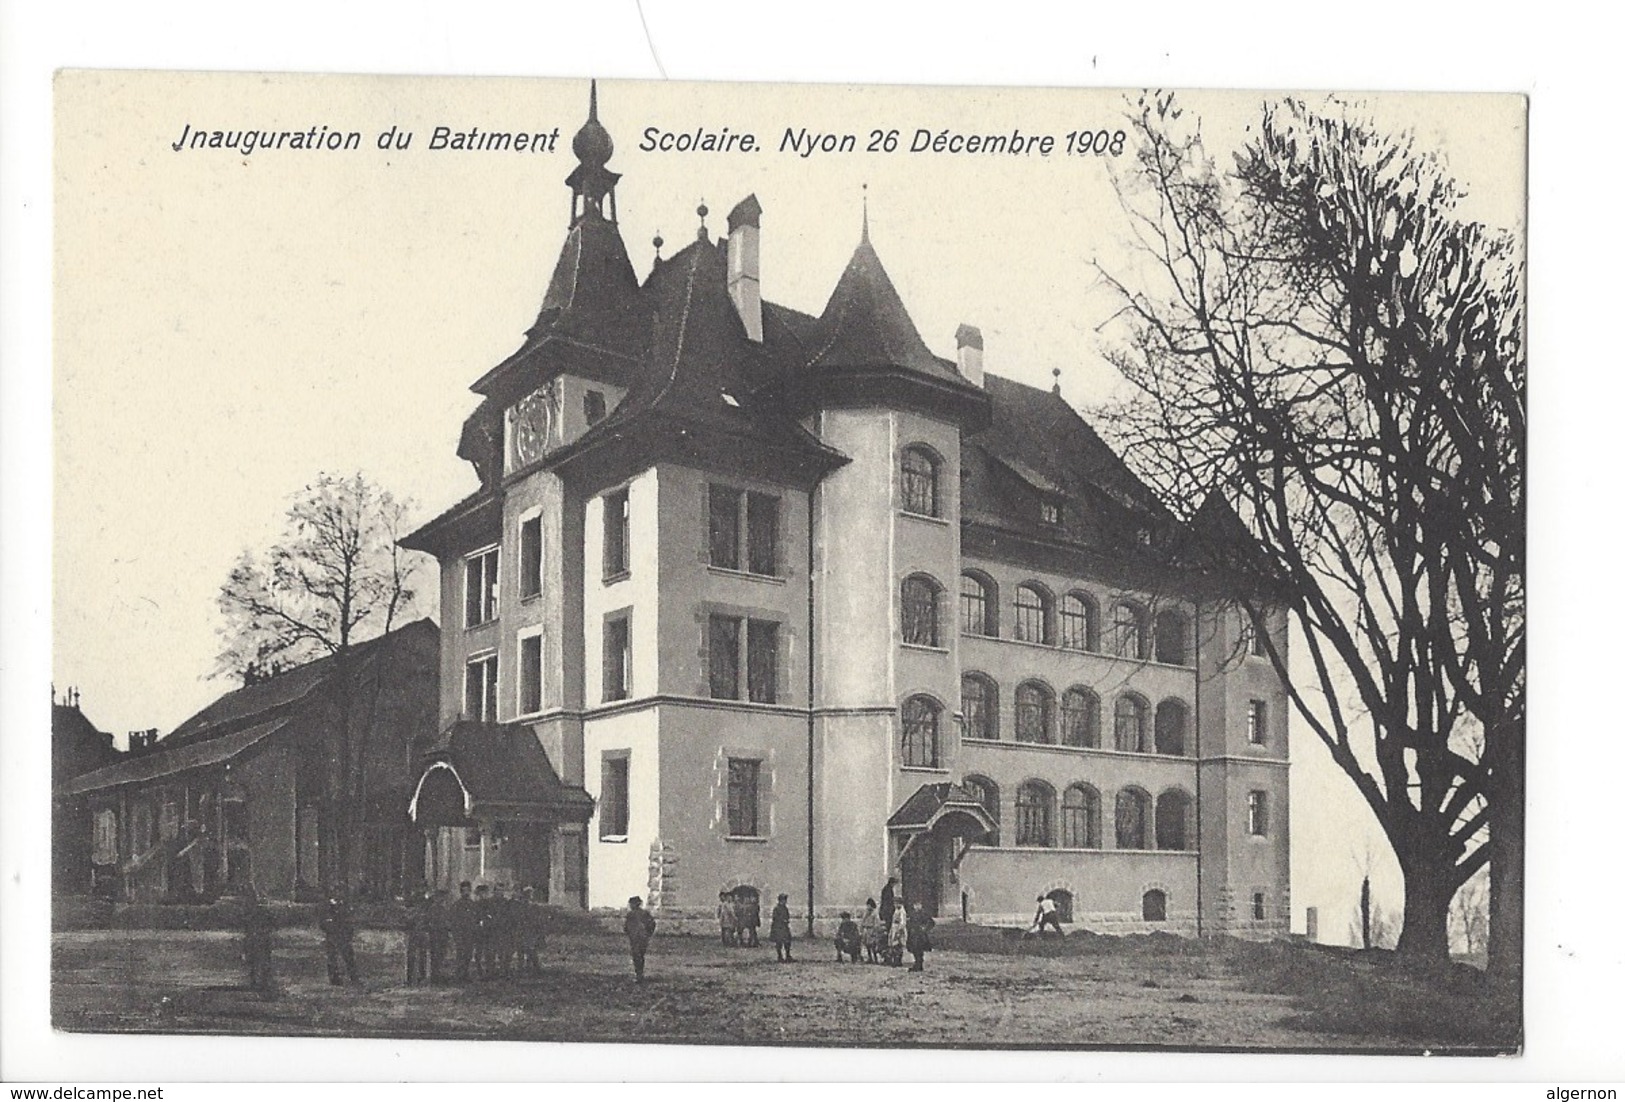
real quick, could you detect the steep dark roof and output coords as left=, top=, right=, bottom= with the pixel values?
left=414, top=721, right=594, bottom=822
left=543, top=234, right=846, bottom=474
left=805, top=237, right=969, bottom=387
left=56, top=717, right=292, bottom=797
left=53, top=703, right=120, bottom=784
left=887, top=782, right=997, bottom=837
left=165, top=619, right=438, bottom=745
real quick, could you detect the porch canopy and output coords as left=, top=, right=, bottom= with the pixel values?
left=408, top=720, right=594, bottom=828
left=887, top=782, right=996, bottom=850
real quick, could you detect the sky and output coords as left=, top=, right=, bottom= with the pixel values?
left=51, top=72, right=1524, bottom=939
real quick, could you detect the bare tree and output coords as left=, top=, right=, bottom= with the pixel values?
left=1451, top=869, right=1490, bottom=958
left=216, top=472, right=423, bottom=893
left=1098, top=95, right=1524, bottom=977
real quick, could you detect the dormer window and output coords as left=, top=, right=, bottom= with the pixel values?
left=584, top=389, right=607, bottom=425
left=1040, top=498, right=1062, bottom=527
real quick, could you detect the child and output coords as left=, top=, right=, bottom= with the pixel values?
left=769, top=892, right=794, bottom=962
left=834, top=911, right=863, bottom=962
left=859, top=898, right=882, bottom=964
left=886, top=901, right=908, bottom=966
left=717, top=890, right=739, bottom=947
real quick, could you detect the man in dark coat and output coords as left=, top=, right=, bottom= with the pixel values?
left=426, top=888, right=452, bottom=983
left=473, top=884, right=496, bottom=979
left=516, top=886, right=544, bottom=976
left=240, top=890, right=275, bottom=996
left=449, top=880, right=479, bottom=981
left=319, top=896, right=361, bottom=986
left=623, top=896, right=656, bottom=982
left=905, top=902, right=935, bottom=972
left=879, top=876, right=899, bottom=929
left=404, top=892, right=432, bottom=984
left=769, top=892, right=794, bottom=962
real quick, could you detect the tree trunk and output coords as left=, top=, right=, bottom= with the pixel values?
left=1395, top=854, right=1454, bottom=963
left=1486, top=717, right=1525, bottom=987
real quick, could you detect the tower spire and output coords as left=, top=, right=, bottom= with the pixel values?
left=861, top=183, right=870, bottom=244
left=566, top=79, right=620, bottom=225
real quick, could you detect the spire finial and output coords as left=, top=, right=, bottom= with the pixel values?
left=861, top=183, right=870, bottom=243
left=652, top=230, right=663, bottom=260
left=697, top=199, right=709, bottom=241
left=589, top=78, right=599, bottom=121
left=1052, top=367, right=1062, bottom=395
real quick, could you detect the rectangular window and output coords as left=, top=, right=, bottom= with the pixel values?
left=1250, top=615, right=1269, bottom=657
left=1247, top=791, right=1269, bottom=836
left=746, top=493, right=780, bottom=575
left=463, top=824, right=482, bottom=851
left=464, top=547, right=499, bottom=627
left=708, top=614, right=741, bottom=699
left=465, top=653, right=499, bottom=721
left=603, top=489, right=630, bottom=579
left=1039, top=498, right=1062, bottom=526
left=1247, top=700, right=1267, bottom=745
left=709, top=616, right=780, bottom=704
left=708, top=485, right=742, bottom=570
left=519, top=515, right=543, bottom=599
left=604, top=615, right=631, bottom=701
left=519, top=632, right=544, bottom=715
left=1252, top=891, right=1267, bottom=920
left=600, top=754, right=629, bottom=838
left=727, top=758, right=761, bottom=837
left=585, top=389, right=607, bottom=425
left=746, top=619, right=779, bottom=704
left=708, top=484, right=782, bottom=576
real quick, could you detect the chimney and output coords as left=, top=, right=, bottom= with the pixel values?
left=726, top=194, right=763, bottom=342
left=955, top=324, right=984, bottom=387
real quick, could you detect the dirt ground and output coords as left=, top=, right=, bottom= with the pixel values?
left=51, top=923, right=1517, bottom=1053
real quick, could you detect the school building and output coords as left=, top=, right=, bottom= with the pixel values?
left=400, top=84, right=1292, bottom=936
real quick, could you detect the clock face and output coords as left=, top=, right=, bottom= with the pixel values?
left=510, top=382, right=561, bottom=468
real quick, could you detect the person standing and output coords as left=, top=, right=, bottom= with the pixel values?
left=879, top=876, right=899, bottom=930
left=623, top=896, right=657, bottom=982
left=717, top=891, right=738, bottom=947
left=886, top=900, right=909, bottom=966
left=473, top=883, right=496, bottom=980
left=450, top=881, right=478, bottom=982
left=240, top=890, right=275, bottom=996
left=739, top=891, right=760, bottom=948
left=404, top=892, right=432, bottom=984
left=769, top=892, right=794, bottom=963
left=319, top=896, right=361, bottom=987
left=426, top=888, right=452, bottom=984
left=516, top=886, right=544, bottom=977
left=905, top=903, right=935, bottom=972
left=859, top=898, right=882, bottom=964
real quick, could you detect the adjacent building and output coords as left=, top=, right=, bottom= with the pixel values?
left=56, top=620, right=439, bottom=902
left=402, top=85, right=1291, bottom=936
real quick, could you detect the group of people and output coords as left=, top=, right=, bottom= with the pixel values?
left=706, top=876, right=937, bottom=974
left=413, top=880, right=549, bottom=984
left=714, top=888, right=762, bottom=948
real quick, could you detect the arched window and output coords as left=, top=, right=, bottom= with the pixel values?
left=1014, top=681, right=1055, bottom=744
left=1014, top=583, right=1053, bottom=644
left=1113, top=694, right=1148, bottom=753
left=1059, top=592, right=1096, bottom=651
left=1060, top=687, right=1100, bottom=748
left=1142, top=889, right=1168, bottom=922
left=1155, top=789, right=1193, bottom=850
left=1114, top=787, right=1151, bottom=849
left=1061, top=784, right=1101, bottom=848
left=1112, top=601, right=1148, bottom=659
left=1154, top=609, right=1190, bottom=665
left=962, top=774, right=1000, bottom=846
left=1046, top=888, right=1074, bottom=924
left=901, top=445, right=940, bottom=517
left=961, top=673, right=999, bottom=742
left=1154, top=699, right=1188, bottom=756
left=900, top=695, right=942, bottom=768
left=1015, top=781, right=1055, bottom=847
left=959, top=572, right=997, bottom=637
left=901, top=574, right=942, bottom=647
